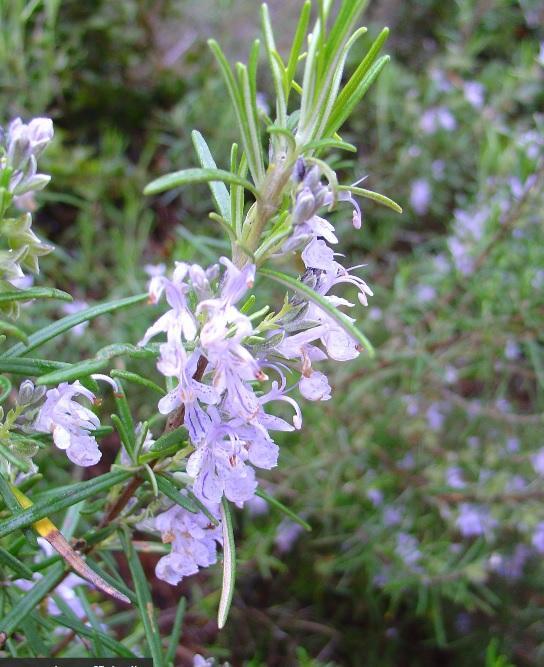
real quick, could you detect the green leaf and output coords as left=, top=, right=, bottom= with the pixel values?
left=50, top=610, right=136, bottom=657
left=0, top=287, right=72, bottom=305
left=255, top=488, right=311, bottom=531
left=120, top=529, right=165, bottom=667
left=325, top=55, right=390, bottom=137
left=111, top=369, right=165, bottom=395
left=0, top=440, right=30, bottom=472
left=339, top=185, right=402, bottom=213
left=0, top=546, right=34, bottom=579
left=302, top=138, right=357, bottom=154
left=192, top=130, right=231, bottom=221
left=208, top=39, right=263, bottom=185
left=333, top=26, right=389, bottom=117
left=0, top=472, right=36, bottom=546
left=0, top=374, right=11, bottom=403
left=259, top=268, right=374, bottom=356
left=0, top=470, right=133, bottom=538
left=144, top=167, right=258, bottom=198
left=165, top=596, right=186, bottom=667
left=96, top=342, right=157, bottom=361
left=0, top=561, right=65, bottom=636
left=218, top=498, right=236, bottom=629
left=155, top=475, right=199, bottom=514
left=0, top=358, right=69, bottom=375
left=285, top=0, right=312, bottom=98
left=0, top=320, right=28, bottom=343
left=139, top=425, right=187, bottom=463
left=3, top=293, right=148, bottom=359
left=113, top=379, right=135, bottom=454
left=36, top=358, right=108, bottom=385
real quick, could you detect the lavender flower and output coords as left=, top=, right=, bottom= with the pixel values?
left=274, top=519, right=303, bottom=554
left=153, top=502, right=222, bottom=585
left=410, top=179, right=432, bottom=215
left=34, top=381, right=101, bottom=466
left=456, top=503, right=496, bottom=538
left=532, top=523, right=544, bottom=554
left=395, top=532, right=422, bottom=569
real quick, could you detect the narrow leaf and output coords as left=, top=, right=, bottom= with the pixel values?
left=144, top=167, right=258, bottom=199
left=0, top=561, right=65, bottom=636
left=0, top=358, right=68, bottom=375
left=0, top=287, right=72, bottom=305
left=111, top=369, right=165, bottom=395
left=36, top=358, right=108, bottom=385
left=0, top=375, right=11, bottom=403
left=0, top=546, right=34, bottom=579
left=0, top=320, right=28, bottom=343
left=339, top=185, right=402, bottom=213
left=0, top=470, right=133, bottom=538
left=217, top=498, right=236, bottom=629
left=166, top=596, right=186, bottom=666
left=3, top=293, right=147, bottom=359
left=156, top=475, right=199, bottom=514
left=121, top=529, right=165, bottom=667
left=192, top=130, right=231, bottom=221
left=255, top=488, right=311, bottom=531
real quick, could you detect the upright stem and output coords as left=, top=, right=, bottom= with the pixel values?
left=233, top=151, right=297, bottom=268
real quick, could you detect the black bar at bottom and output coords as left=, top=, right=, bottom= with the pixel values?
left=0, top=660, right=153, bottom=667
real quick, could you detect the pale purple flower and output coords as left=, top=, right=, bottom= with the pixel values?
left=6, top=117, right=54, bottom=195
left=504, top=339, right=520, bottom=360
left=430, top=68, right=453, bottom=92
left=426, top=403, right=445, bottom=431
left=463, top=81, right=485, bottom=108
left=506, top=437, right=519, bottom=453
left=433, top=253, right=450, bottom=274
left=139, top=262, right=198, bottom=345
left=157, top=345, right=219, bottom=443
left=395, top=532, right=421, bottom=568
left=446, top=467, right=465, bottom=489
left=193, top=656, right=215, bottom=667
left=186, top=406, right=282, bottom=506
left=410, top=179, right=431, bottom=215
left=274, top=519, right=303, bottom=553
left=154, top=503, right=222, bottom=585
left=453, top=208, right=488, bottom=242
left=34, top=381, right=101, bottom=466
left=432, top=160, right=445, bottom=179
left=448, top=237, right=474, bottom=275
left=7, top=117, right=53, bottom=173
left=532, top=522, right=544, bottom=553
left=420, top=107, right=456, bottom=134
left=245, top=494, right=268, bottom=517
left=299, top=370, right=331, bottom=401
left=402, top=395, right=419, bottom=417
left=384, top=507, right=402, bottom=527
left=490, top=545, right=529, bottom=580
left=532, top=449, right=544, bottom=475
left=456, top=503, right=496, bottom=538
left=367, top=488, right=383, bottom=506
left=533, top=270, right=544, bottom=289
left=368, top=306, right=382, bottom=321
left=415, top=284, right=436, bottom=304
left=444, top=365, right=458, bottom=384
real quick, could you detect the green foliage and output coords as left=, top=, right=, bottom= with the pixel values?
left=0, top=0, right=542, bottom=665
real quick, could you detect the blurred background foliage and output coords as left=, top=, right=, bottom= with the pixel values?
left=1, top=0, right=543, bottom=665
